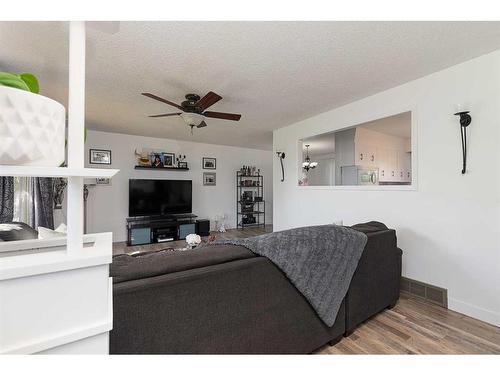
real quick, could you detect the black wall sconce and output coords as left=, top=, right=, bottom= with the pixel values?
left=276, top=151, right=285, bottom=182
left=454, top=110, right=472, bottom=174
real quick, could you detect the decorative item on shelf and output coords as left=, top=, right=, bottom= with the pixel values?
left=89, top=149, right=111, bottom=165
left=241, top=190, right=253, bottom=202
left=162, top=152, right=175, bottom=167
left=242, top=214, right=256, bottom=225
left=53, top=178, right=68, bottom=209
left=454, top=107, right=472, bottom=174
left=239, top=165, right=259, bottom=176
left=203, top=157, right=216, bottom=169
left=135, top=149, right=151, bottom=166
left=0, top=72, right=66, bottom=166
left=302, top=144, right=318, bottom=172
left=176, top=155, right=187, bottom=168
left=241, top=202, right=255, bottom=213
left=185, top=233, right=201, bottom=249
left=203, top=172, right=216, bottom=186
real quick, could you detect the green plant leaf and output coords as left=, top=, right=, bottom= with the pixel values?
left=19, top=73, right=39, bottom=93
left=0, top=72, right=30, bottom=91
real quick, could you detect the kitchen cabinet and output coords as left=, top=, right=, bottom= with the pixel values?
left=355, top=141, right=377, bottom=167
left=335, top=125, right=411, bottom=185
left=377, top=147, right=397, bottom=182
left=400, top=151, right=412, bottom=183
left=376, top=148, right=411, bottom=183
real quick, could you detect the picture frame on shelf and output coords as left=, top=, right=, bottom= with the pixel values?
left=178, top=161, right=188, bottom=169
left=150, top=153, right=164, bottom=167
left=162, top=152, right=175, bottom=167
left=203, top=157, right=216, bottom=169
left=89, top=149, right=111, bottom=165
left=203, top=172, right=216, bottom=186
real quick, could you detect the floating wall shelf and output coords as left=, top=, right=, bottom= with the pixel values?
left=134, top=166, right=189, bottom=171
left=0, top=166, right=119, bottom=178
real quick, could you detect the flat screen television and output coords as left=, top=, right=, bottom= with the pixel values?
left=129, top=179, right=192, bottom=217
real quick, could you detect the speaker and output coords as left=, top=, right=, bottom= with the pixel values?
left=196, top=219, right=210, bottom=236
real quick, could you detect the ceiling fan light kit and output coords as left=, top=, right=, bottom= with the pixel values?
left=142, top=91, right=241, bottom=134
left=180, top=112, right=204, bottom=126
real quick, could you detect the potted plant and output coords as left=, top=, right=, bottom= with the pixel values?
left=0, top=72, right=65, bottom=166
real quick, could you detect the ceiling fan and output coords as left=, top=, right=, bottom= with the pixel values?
left=142, top=91, right=241, bottom=133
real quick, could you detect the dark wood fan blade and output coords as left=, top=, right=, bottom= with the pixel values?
left=195, top=91, right=222, bottom=111
left=203, top=111, right=241, bottom=121
left=141, top=93, right=184, bottom=110
left=197, top=121, right=207, bottom=128
left=148, top=113, right=181, bottom=118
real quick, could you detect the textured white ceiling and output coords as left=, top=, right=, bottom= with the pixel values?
left=1, top=21, right=500, bottom=150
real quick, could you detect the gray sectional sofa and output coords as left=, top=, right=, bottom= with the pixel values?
left=110, top=222, right=402, bottom=354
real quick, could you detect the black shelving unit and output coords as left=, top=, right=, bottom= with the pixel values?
left=236, top=171, right=265, bottom=229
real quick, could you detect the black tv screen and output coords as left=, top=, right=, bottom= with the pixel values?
left=129, top=179, right=192, bottom=217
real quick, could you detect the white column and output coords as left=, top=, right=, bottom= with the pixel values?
left=66, top=21, right=86, bottom=253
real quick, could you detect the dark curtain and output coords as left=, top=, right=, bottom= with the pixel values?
left=29, top=177, right=55, bottom=229
left=0, top=177, right=14, bottom=223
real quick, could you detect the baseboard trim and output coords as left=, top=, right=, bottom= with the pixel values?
left=448, top=297, right=500, bottom=328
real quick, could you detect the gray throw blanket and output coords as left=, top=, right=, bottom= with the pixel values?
left=215, top=225, right=367, bottom=326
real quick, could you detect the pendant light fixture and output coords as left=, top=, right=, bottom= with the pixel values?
left=302, top=144, right=318, bottom=172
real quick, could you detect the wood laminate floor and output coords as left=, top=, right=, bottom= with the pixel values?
left=317, top=292, right=500, bottom=354
left=113, top=225, right=500, bottom=354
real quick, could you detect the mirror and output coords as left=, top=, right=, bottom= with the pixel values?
left=299, top=111, right=412, bottom=187
left=0, top=176, right=68, bottom=249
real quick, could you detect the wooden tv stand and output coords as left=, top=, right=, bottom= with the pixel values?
left=126, top=214, right=198, bottom=246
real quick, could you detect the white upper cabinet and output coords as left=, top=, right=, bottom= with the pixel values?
left=355, top=141, right=377, bottom=167
left=355, top=127, right=411, bottom=183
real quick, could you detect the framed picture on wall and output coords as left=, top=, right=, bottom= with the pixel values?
left=96, top=177, right=111, bottom=185
left=203, top=172, right=216, bottom=186
left=203, top=157, right=216, bottom=169
left=89, top=149, right=111, bottom=165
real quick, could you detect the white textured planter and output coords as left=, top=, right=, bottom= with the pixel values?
left=0, top=85, right=65, bottom=166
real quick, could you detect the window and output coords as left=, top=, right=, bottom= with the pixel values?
left=299, top=111, right=414, bottom=188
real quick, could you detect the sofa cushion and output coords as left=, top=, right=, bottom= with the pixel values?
left=111, top=244, right=256, bottom=283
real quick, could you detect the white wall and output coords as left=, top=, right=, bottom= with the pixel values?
left=85, top=131, right=273, bottom=242
left=273, top=50, right=500, bottom=326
